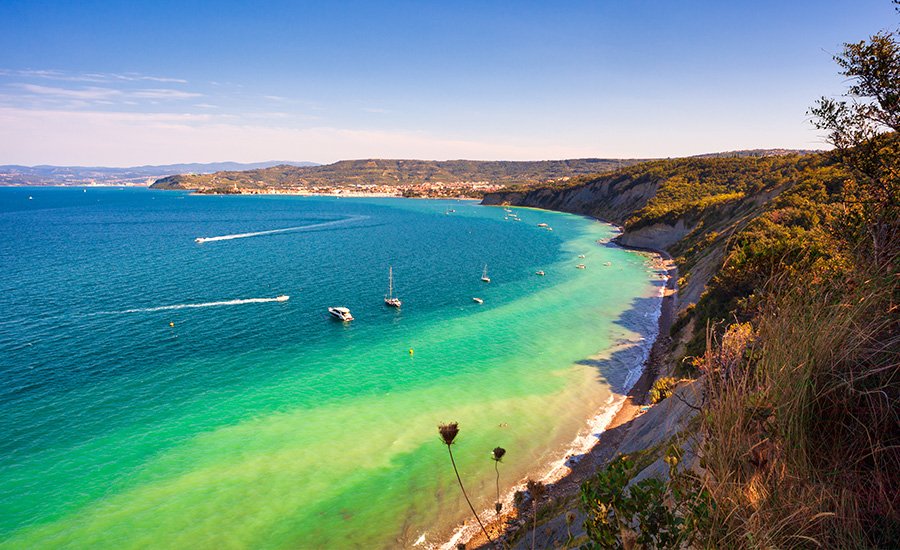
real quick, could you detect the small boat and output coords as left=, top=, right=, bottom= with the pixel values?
left=481, top=265, right=491, bottom=283
left=448, top=209, right=456, bottom=213
left=578, top=254, right=586, bottom=258
left=275, top=295, right=290, bottom=302
left=576, top=264, right=586, bottom=269
left=328, top=307, right=354, bottom=322
left=537, top=223, right=548, bottom=227
left=384, top=266, right=402, bottom=308
left=547, top=227, right=553, bottom=231
left=472, top=297, right=484, bottom=304
left=535, top=270, right=545, bottom=276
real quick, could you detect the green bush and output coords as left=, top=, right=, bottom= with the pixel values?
left=649, top=377, right=677, bottom=404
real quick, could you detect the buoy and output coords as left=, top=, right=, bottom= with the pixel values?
left=409, top=348, right=414, bottom=356
left=169, top=322, right=175, bottom=327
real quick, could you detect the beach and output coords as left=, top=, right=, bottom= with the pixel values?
left=444, top=242, right=678, bottom=550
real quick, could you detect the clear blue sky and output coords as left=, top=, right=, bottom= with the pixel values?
left=0, top=1, right=895, bottom=165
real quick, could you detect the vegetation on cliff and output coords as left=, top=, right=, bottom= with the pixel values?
left=479, top=8, right=898, bottom=548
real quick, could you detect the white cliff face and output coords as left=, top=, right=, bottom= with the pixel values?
left=617, top=220, right=692, bottom=250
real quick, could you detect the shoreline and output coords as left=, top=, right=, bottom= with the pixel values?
left=443, top=214, right=678, bottom=550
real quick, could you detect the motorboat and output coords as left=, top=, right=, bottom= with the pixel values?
left=275, top=295, right=290, bottom=302
left=535, top=270, right=545, bottom=276
left=472, top=297, right=484, bottom=304
left=576, top=264, right=586, bottom=269
left=481, top=265, right=491, bottom=283
left=537, top=223, right=548, bottom=227
left=328, top=307, right=354, bottom=321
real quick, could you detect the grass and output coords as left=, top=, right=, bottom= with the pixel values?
left=697, top=265, right=899, bottom=548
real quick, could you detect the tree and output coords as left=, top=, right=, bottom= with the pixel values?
left=809, top=14, right=900, bottom=267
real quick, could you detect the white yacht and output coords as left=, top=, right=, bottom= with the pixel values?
left=481, top=265, right=491, bottom=283
left=535, top=270, right=545, bottom=276
left=576, top=264, right=586, bottom=269
left=328, top=307, right=354, bottom=322
left=537, top=223, right=548, bottom=227
left=384, top=266, right=402, bottom=308
left=472, top=297, right=484, bottom=304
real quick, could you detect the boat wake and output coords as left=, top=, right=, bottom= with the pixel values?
left=195, top=216, right=365, bottom=243
left=97, top=296, right=289, bottom=315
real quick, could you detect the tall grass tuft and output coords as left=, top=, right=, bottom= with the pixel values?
left=698, top=264, right=899, bottom=547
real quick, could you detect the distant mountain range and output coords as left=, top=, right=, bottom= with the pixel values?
left=0, top=161, right=319, bottom=186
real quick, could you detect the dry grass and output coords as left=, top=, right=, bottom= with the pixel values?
left=697, top=266, right=899, bottom=548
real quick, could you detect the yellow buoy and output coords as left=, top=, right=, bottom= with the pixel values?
left=409, top=348, right=414, bottom=356
left=169, top=322, right=175, bottom=327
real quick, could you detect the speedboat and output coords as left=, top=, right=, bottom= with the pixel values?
left=537, top=223, right=548, bottom=227
left=472, top=297, right=484, bottom=304
left=481, top=265, right=491, bottom=283
left=275, top=295, right=290, bottom=302
left=328, top=307, right=354, bottom=321
left=535, top=270, right=545, bottom=276
left=578, top=254, right=586, bottom=258
left=576, top=264, right=586, bottom=269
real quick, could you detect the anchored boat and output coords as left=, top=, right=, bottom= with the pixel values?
left=384, top=266, right=402, bottom=308
left=328, top=307, right=354, bottom=322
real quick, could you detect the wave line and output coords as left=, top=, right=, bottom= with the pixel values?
left=195, top=216, right=364, bottom=243
left=98, top=296, right=289, bottom=315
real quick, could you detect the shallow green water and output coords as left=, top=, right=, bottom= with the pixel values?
left=0, top=188, right=662, bottom=548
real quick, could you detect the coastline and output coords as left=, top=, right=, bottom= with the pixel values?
left=443, top=215, right=678, bottom=550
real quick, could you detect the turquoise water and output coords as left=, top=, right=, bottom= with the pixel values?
left=0, top=188, right=662, bottom=548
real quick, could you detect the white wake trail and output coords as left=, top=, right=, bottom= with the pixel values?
left=99, top=296, right=289, bottom=315
left=195, top=216, right=364, bottom=243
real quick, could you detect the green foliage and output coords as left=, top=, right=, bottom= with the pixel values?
left=579, top=453, right=712, bottom=549
left=649, top=377, right=677, bottom=404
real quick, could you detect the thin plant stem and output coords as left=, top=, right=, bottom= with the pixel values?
left=532, top=501, right=537, bottom=550
left=494, top=460, right=501, bottom=515
left=446, top=443, right=493, bottom=544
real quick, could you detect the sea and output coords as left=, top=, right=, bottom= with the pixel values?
left=0, top=187, right=664, bottom=549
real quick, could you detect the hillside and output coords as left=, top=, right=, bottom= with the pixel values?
left=479, top=130, right=898, bottom=547
left=149, top=158, right=651, bottom=194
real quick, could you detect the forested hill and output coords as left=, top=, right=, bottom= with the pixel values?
left=149, top=158, right=650, bottom=192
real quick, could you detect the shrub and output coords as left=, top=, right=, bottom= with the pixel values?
left=649, top=377, right=677, bottom=404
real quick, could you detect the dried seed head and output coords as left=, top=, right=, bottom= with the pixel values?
left=495, top=502, right=502, bottom=513
left=526, top=479, right=545, bottom=501
left=491, top=446, right=506, bottom=462
left=438, top=422, right=460, bottom=445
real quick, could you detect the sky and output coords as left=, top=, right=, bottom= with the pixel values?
left=0, top=1, right=896, bottom=166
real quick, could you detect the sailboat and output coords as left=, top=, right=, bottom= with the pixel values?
left=481, top=265, right=491, bottom=283
left=384, top=266, right=402, bottom=308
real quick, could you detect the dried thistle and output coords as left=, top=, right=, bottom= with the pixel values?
left=491, top=446, right=507, bottom=516
left=491, top=446, right=506, bottom=461
left=526, top=479, right=545, bottom=501
left=438, top=422, right=460, bottom=445
left=526, top=479, right=546, bottom=550
left=437, top=422, right=492, bottom=544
